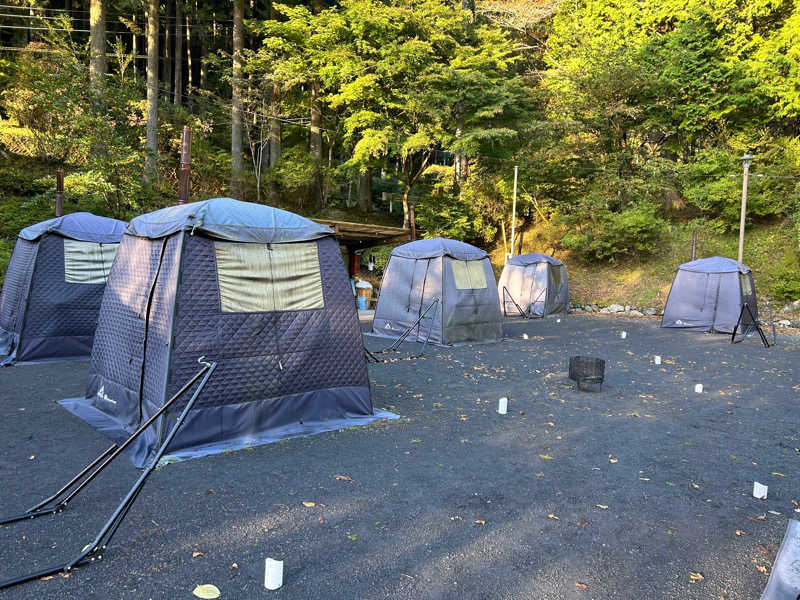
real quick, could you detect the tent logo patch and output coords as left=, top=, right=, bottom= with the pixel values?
left=97, top=385, right=116, bottom=404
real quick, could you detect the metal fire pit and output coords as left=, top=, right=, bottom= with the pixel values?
left=568, top=356, right=605, bottom=392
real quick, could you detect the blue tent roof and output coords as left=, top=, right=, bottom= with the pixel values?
left=19, top=212, right=126, bottom=243
left=391, top=237, right=487, bottom=261
left=679, top=256, right=750, bottom=274
left=507, top=253, right=563, bottom=267
left=126, top=198, right=333, bottom=243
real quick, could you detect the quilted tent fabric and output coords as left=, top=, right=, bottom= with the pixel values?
left=506, top=253, right=563, bottom=267
left=661, top=257, right=757, bottom=333
left=678, top=256, right=750, bottom=274
left=373, top=239, right=502, bottom=346
left=390, top=237, right=487, bottom=261
left=0, top=238, right=38, bottom=354
left=126, top=197, right=333, bottom=243
left=497, top=254, right=570, bottom=318
left=67, top=204, right=378, bottom=467
left=19, top=212, right=126, bottom=243
left=1, top=213, right=125, bottom=362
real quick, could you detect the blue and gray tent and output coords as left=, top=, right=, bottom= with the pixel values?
left=0, top=212, right=125, bottom=363
left=661, top=256, right=757, bottom=333
left=497, top=253, right=569, bottom=318
left=372, top=238, right=502, bottom=346
left=60, top=198, right=383, bottom=466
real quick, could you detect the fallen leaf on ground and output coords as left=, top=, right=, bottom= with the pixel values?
left=535, top=472, right=544, bottom=477
left=757, top=545, right=769, bottom=555
left=334, top=475, right=353, bottom=482
left=192, top=551, right=204, bottom=558
left=547, top=513, right=560, bottom=521
left=689, top=572, right=704, bottom=583
left=772, top=472, right=785, bottom=477
left=302, top=501, right=316, bottom=507
left=192, top=584, right=221, bottom=599
left=575, top=582, right=588, bottom=590
left=735, top=530, right=746, bottom=536
left=596, top=504, right=609, bottom=509
left=746, top=514, right=766, bottom=523
left=474, top=520, right=486, bottom=525
left=756, top=565, right=768, bottom=574
left=539, top=454, right=554, bottom=460
left=39, top=576, right=54, bottom=581
left=609, top=458, right=618, bottom=464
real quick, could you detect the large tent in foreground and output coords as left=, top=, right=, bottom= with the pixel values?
left=372, top=238, right=502, bottom=346
left=661, top=256, right=757, bottom=333
left=0, top=212, right=125, bottom=363
left=497, top=253, right=569, bottom=318
left=61, top=198, right=387, bottom=466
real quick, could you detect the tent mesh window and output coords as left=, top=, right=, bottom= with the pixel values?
left=451, top=260, right=487, bottom=290
left=215, top=241, right=324, bottom=313
left=740, top=272, right=753, bottom=297
left=550, top=264, right=562, bottom=286
left=63, top=240, right=118, bottom=284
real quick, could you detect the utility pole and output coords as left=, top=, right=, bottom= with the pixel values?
left=737, top=154, right=751, bottom=264
left=55, top=169, right=64, bottom=217
left=509, top=165, right=518, bottom=261
left=178, top=126, right=192, bottom=204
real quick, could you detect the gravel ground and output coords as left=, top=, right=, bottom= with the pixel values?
left=0, top=315, right=798, bottom=599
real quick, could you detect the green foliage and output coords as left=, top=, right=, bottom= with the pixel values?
left=561, top=203, right=667, bottom=262
left=768, top=253, right=800, bottom=301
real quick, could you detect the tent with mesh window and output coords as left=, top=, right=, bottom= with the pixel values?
left=59, top=198, right=388, bottom=467
left=497, top=253, right=569, bottom=318
left=0, top=212, right=125, bottom=364
left=661, top=257, right=758, bottom=334
left=372, top=238, right=502, bottom=346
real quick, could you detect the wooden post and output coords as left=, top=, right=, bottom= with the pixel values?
left=691, top=230, right=697, bottom=261
left=179, top=126, right=192, bottom=204
left=409, top=204, right=416, bottom=241
left=55, top=169, right=64, bottom=217
left=738, top=154, right=751, bottom=264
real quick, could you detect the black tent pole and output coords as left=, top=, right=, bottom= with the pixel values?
left=1, top=360, right=212, bottom=526
left=0, top=361, right=217, bottom=590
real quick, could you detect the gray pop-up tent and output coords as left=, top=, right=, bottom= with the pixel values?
left=372, top=238, right=502, bottom=346
left=60, top=198, right=385, bottom=466
left=497, top=253, right=569, bottom=318
left=661, top=256, right=757, bottom=333
left=0, top=212, right=125, bottom=363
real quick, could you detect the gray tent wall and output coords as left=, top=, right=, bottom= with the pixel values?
left=372, top=238, right=502, bottom=345
left=0, top=213, right=125, bottom=362
left=62, top=198, right=374, bottom=467
left=661, top=256, right=757, bottom=333
left=497, top=253, right=569, bottom=317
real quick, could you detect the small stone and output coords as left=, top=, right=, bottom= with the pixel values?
left=629, top=310, right=644, bottom=317
left=643, top=308, right=656, bottom=316
left=607, top=303, right=625, bottom=313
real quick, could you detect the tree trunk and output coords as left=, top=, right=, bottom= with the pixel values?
left=186, top=12, right=192, bottom=89
left=231, top=0, right=245, bottom=195
left=358, top=168, right=372, bottom=213
left=89, top=0, right=106, bottom=87
left=145, top=0, right=159, bottom=181
left=199, top=26, right=208, bottom=88
left=402, top=185, right=411, bottom=228
left=173, top=0, right=183, bottom=104
left=132, top=14, right=137, bottom=77
left=164, top=0, right=172, bottom=98
left=308, top=80, right=323, bottom=206
left=269, top=83, right=281, bottom=167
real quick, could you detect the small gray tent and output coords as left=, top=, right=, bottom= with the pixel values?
left=0, top=212, right=125, bottom=363
left=60, top=198, right=386, bottom=466
left=497, top=253, right=569, bottom=318
left=372, top=238, right=502, bottom=346
left=661, top=256, right=757, bottom=333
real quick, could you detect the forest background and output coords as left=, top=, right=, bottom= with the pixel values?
left=1, top=0, right=799, bottom=308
